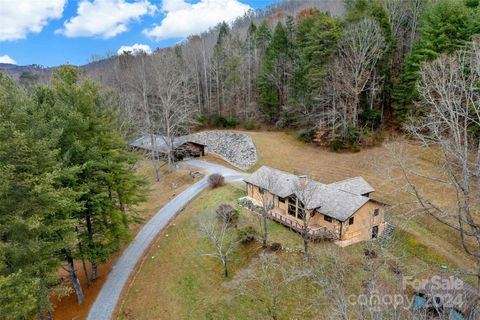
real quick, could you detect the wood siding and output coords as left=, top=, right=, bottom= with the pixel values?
left=246, top=183, right=385, bottom=245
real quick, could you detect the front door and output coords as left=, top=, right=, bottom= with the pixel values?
left=372, top=225, right=379, bottom=239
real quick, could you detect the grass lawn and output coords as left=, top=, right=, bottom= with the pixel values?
left=117, top=183, right=466, bottom=319
left=116, top=131, right=477, bottom=319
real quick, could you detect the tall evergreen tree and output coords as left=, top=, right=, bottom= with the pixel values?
left=0, top=72, right=78, bottom=319
left=257, top=22, right=292, bottom=123
left=394, top=0, right=480, bottom=121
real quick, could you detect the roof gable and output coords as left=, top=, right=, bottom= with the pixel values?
left=328, top=177, right=375, bottom=195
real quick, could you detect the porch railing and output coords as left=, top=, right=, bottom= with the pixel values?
left=267, top=209, right=339, bottom=241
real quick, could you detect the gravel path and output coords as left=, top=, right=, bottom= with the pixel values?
left=87, top=161, right=246, bottom=320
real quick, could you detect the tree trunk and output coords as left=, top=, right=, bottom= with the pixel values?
left=37, top=304, right=44, bottom=320
left=85, top=211, right=98, bottom=282
left=64, top=249, right=84, bottom=304
left=78, top=241, right=91, bottom=288
left=262, top=213, right=268, bottom=248
left=90, top=259, right=98, bottom=282
left=223, top=256, right=228, bottom=278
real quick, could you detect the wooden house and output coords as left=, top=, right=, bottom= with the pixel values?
left=244, top=166, right=386, bottom=246
left=129, top=134, right=205, bottom=161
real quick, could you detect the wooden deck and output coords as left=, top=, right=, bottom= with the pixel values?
left=268, top=208, right=339, bottom=241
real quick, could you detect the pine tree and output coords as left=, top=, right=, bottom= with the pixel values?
left=394, top=0, right=480, bottom=121
left=0, top=72, right=78, bottom=318
left=257, top=22, right=292, bottom=123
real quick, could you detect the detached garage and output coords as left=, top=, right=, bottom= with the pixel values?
left=129, top=134, right=205, bottom=160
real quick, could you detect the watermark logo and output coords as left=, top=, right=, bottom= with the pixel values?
left=346, top=275, right=474, bottom=312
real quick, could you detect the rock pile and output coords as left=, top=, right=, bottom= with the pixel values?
left=186, top=131, right=257, bottom=169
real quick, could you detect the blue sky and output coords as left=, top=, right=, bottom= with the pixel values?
left=0, top=0, right=272, bottom=67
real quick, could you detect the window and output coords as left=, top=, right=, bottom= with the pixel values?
left=349, top=217, right=354, bottom=225
left=259, top=187, right=265, bottom=194
left=324, top=215, right=332, bottom=223
left=278, top=196, right=285, bottom=203
left=373, top=208, right=379, bottom=216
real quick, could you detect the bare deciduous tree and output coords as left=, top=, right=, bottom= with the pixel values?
left=229, top=252, right=305, bottom=320
left=293, top=176, right=319, bottom=260
left=198, top=209, right=239, bottom=277
left=395, top=39, right=480, bottom=288
left=150, top=50, right=198, bottom=172
left=334, top=18, right=386, bottom=130
left=255, top=170, right=279, bottom=248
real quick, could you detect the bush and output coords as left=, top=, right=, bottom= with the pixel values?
left=330, top=127, right=361, bottom=152
left=208, top=173, right=224, bottom=188
left=216, top=203, right=238, bottom=224
left=237, top=225, right=257, bottom=243
left=225, top=116, right=238, bottom=127
left=359, top=109, right=382, bottom=129
left=297, top=128, right=316, bottom=143
left=243, top=121, right=256, bottom=130
left=238, top=197, right=262, bottom=213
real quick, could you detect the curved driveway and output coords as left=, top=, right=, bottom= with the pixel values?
left=87, top=160, right=246, bottom=320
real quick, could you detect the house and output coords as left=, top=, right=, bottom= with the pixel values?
left=243, top=166, right=386, bottom=246
left=129, top=134, right=205, bottom=161
left=412, top=275, right=480, bottom=320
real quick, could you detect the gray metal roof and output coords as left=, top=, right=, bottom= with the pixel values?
left=328, top=177, right=375, bottom=195
left=129, top=134, right=203, bottom=153
left=244, top=166, right=374, bottom=221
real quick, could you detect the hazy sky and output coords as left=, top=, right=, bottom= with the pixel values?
left=0, top=0, right=273, bottom=67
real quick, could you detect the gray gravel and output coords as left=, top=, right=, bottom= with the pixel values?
left=87, top=160, right=245, bottom=320
left=185, top=131, right=257, bottom=169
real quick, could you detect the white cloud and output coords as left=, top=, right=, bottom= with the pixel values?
left=57, top=0, right=156, bottom=39
left=0, top=55, right=17, bottom=64
left=143, top=0, right=251, bottom=40
left=0, top=0, right=65, bottom=41
left=117, top=43, right=152, bottom=55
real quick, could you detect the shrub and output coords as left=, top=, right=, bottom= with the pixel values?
left=216, top=203, right=238, bottom=224
left=243, top=121, right=256, bottom=130
left=238, top=197, right=262, bottom=213
left=208, top=173, right=224, bottom=188
left=297, top=128, right=316, bottom=143
left=359, top=109, right=382, bottom=129
left=330, top=136, right=344, bottom=151
left=225, top=116, right=238, bottom=127
left=210, top=114, right=228, bottom=128
left=237, top=225, right=257, bottom=243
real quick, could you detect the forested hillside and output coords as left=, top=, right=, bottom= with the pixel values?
left=72, top=0, right=473, bottom=152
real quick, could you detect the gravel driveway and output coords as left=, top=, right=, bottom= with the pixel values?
left=87, top=160, right=246, bottom=320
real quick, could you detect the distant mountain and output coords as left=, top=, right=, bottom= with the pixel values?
left=0, top=63, right=55, bottom=83
left=0, top=57, right=115, bottom=84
